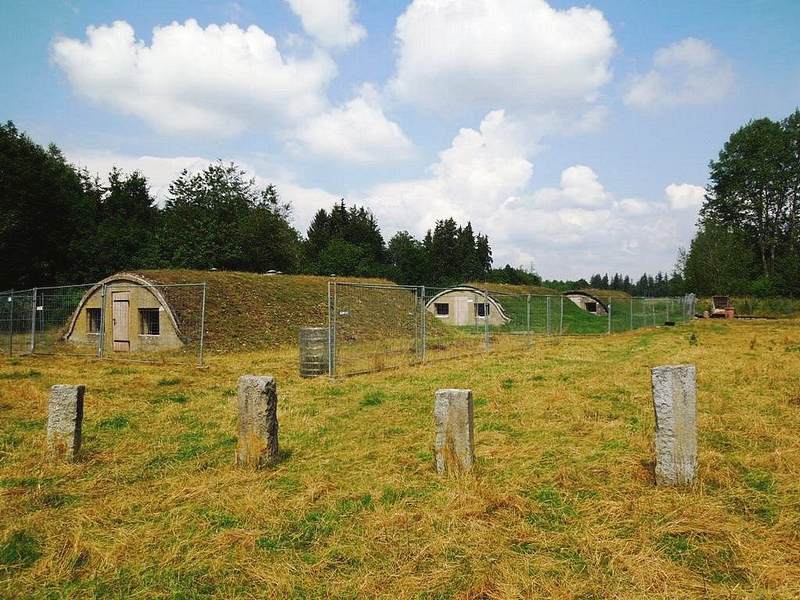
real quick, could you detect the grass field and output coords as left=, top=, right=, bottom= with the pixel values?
left=2, top=319, right=800, bottom=598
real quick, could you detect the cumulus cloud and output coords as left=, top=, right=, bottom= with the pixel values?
left=389, top=0, right=616, bottom=115
left=285, top=0, right=365, bottom=48
left=624, top=38, right=734, bottom=110
left=293, top=84, right=412, bottom=162
left=665, top=182, right=706, bottom=210
left=52, top=19, right=336, bottom=135
left=357, top=110, right=702, bottom=278
left=531, top=165, right=612, bottom=209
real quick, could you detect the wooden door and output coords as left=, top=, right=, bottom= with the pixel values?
left=455, top=297, right=469, bottom=325
left=112, top=292, right=130, bottom=352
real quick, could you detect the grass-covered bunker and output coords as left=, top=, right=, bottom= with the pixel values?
left=563, top=290, right=609, bottom=316
left=65, top=270, right=397, bottom=355
left=65, top=273, right=184, bottom=353
left=426, top=286, right=510, bottom=327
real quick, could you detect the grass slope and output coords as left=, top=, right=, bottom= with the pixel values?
left=2, top=319, right=800, bottom=597
left=136, top=270, right=395, bottom=352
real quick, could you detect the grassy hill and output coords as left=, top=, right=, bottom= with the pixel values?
left=137, top=270, right=395, bottom=352
left=2, top=319, right=799, bottom=597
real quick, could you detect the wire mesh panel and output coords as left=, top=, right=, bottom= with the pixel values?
left=0, top=289, right=35, bottom=355
left=33, top=284, right=100, bottom=356
left=423, top=286, right=489, bottom=363
left=1, top=281, right=206, bottom=366
left=330, top=282, right=422, bottom=377
left=97, top=282, right=207, bottom=366
left=482, top=292, right=533, bottom=351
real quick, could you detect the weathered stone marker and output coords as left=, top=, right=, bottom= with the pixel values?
left=434, top=389, right=475, bottom=475
left=651, top=364, right=697, bottom=486
left=236, top=375, right=279, bottom=468
left=47, top=384, right=85, bottom=462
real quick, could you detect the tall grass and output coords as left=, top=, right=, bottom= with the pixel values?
left=1, top=319, right=800, bottom=597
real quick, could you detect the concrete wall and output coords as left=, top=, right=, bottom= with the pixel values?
left=565, top=293, right=608, bottom=316
left=66, top=283, right=183, bottom=353
left=426, top=289, right=507, bottom=327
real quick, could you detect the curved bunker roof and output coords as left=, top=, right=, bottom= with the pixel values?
left=65, top=272, right=183, bottom=342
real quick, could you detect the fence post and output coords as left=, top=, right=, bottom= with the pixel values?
left=483, top=289, right=489, bottom=349
left=667, top=298, right=670, bottom=322
left=97, top=284, right=107, bottom=357
left=526, top=294, right=531, bottom=346
left=8, top=291, right=14, bottom=356
left=546, top=296, right=551, bottom=336
left=198, top=282, right=207, bottom=368
left=652, top=300, right=656, bottom=326
left=421, top=285, right=426, bottom=362
left=331, top=281, right=337, bottom=378
left=327, top=282, right=333, bottom=377
left=630, top=297, right=634, bottom=331
left=607, top=301, right=612, bottom=334
left=29, top=288, right=37, bottom=354
left=559, top=295, right=564, bottom=335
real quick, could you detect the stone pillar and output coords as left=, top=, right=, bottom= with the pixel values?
left=47, top=385, right=85, bottom=462
left=236, top=376, right=279, bottom=468
left=434, top=389, right=475, bottom=475
left=651, top=365, right=697, bottom=486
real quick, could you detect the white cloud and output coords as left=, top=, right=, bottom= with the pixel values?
left=293, top=84, right=412, bottom=162
left=665, top=183, right=705, bottom=210
left=390, top=0, right=616, bottom=115
left=52, top=19, right=336, bottom=135
left=358, top=111, right=702, bottom=278
left=285, top=0, right=365, bottom=48
left=531, top=165, right=612, bottom=209
left=624, top=38, right=734, bottom=110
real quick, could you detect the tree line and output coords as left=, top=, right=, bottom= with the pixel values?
left=681, top=110, right=800, bottom=296
left=542, top=271, right=685, bottom=297
left=0, top=121, right=538, bottom=290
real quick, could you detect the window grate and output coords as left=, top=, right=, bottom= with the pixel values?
left=139, top=308, right=160, bottom=335
left=86, top=308, right=101, bottom=333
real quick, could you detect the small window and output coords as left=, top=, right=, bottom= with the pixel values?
left=475, top=303, right=490, bottom=318
left=86, top=308, right=101, bottom=333
left=434, top=302, right=449, bottom=316
left=139, top=308, right=160, bottom=335
left=586, top=301, right=597, bottom=313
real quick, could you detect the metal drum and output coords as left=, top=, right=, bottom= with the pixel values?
left=298, top=327, right=329, bottom=377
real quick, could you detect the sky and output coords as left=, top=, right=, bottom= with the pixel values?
left=2, top=0, right=799, bottom=280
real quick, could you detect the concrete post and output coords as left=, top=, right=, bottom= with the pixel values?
left=434, top=389, right=475, bottom=475
left=47, top=385, right=85, bottom=462
left=236, top=375, right=279, bottom=468
left=651, top=365, right=697, bottom=486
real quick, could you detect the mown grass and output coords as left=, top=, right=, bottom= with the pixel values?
left=1, top=319, right=800, bottom=598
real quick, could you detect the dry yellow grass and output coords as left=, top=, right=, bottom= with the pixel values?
left=2, top=319, right=800, bottom=598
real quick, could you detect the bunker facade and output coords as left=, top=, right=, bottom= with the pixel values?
left=64, top=273, right=183, bottom=353
left=425, top=286, right=510, bottom=327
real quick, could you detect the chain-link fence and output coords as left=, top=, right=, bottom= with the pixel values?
left=328, top=282, right=696, bottom=377
left=1, top=282, right=207, bottom=366
left=327, top=282, right=424, bottom=377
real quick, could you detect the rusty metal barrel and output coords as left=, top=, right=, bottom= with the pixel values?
left=298, top=327, right=329, bottom=377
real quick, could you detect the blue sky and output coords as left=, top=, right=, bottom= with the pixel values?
left=2, top=0, right=799, bottom=279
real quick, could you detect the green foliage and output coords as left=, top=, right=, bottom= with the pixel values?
left=684, top=110, right=800, bottom=296
left=0, top=529, right=41, bottom=569
left=0, top=121, right=96, bottom=289
left=160, top=161, right=301, bottom=273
